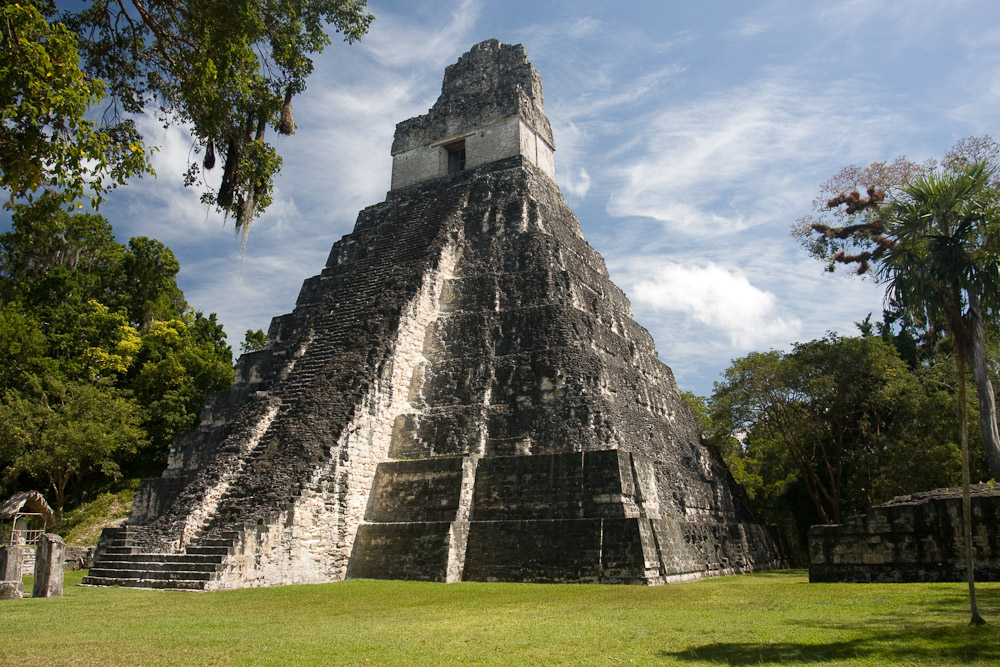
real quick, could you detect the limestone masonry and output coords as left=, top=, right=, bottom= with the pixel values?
left=809, top=485, right=1000, bottom=583
left=84, top=40, right=782, bottom=590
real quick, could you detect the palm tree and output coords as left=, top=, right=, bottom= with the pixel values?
left=876, top=163, right=1000, bottom=625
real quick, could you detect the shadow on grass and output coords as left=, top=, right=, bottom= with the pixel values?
left=663, top=586, right=1000, bottom=665
left=662, top=624, right=997, bottom=664
left=663, top=620, right=999, bottom=665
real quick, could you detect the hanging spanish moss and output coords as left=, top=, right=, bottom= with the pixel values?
left=237, top=188, right=255, bottom=257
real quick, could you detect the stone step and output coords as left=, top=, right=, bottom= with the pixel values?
left=98, top=552, right=224, bottom=564
left=88, top=560, right=221, bottom=573
left=88, top=568, right=216, bottom=582
left=103, top=542, right=133, bottom=550
left=100, top=546, right=138, bottom=555
left=80, top=576, right=207, bottom=591
left=185, top=546, right=231, bottom=556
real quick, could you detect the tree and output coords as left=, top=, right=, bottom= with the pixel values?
left=878, top=165, right=1000, bottom=479
left=129, top=313, right=232, bottom=472
left=240, top=328, right=267, bottom=354
left=797, top=145, right=1000, bottom=481
left=799, top=150, right=999, bottom=625
left=1, top=1, right=151, bottom=208
left=708, top=333, right=970, bottom=562
left=121, top=236, right=186, bottom=329
left=710, top=335, right=962, bottom=526
left=0, top=378, right=146, bottom=520
left=0, top=198, right=232, bottom=509
left=66, top=0, right=373, bottom=240
left=0, top=194, right=127, bottom=306
left=3, top=1, right=372, bottom=243
left=874, top=165, right=996, bottom=625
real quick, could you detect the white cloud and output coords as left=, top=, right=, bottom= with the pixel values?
left=597, top=226, right=887, bottom=394
left=561, top=168, right=591, bottom=199
left=625, top=260, right=801, bottom=349
left=553, top=121, right=593, bottom=199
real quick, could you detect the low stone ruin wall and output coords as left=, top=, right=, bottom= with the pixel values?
left=809, top=484, right=1000, bottom=583
left=64, top=545, right=95, bottom=571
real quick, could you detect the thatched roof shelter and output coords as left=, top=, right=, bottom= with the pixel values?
left=0, top=491, right=54, bottom=524
left=0, top=491, right=55, bottom=544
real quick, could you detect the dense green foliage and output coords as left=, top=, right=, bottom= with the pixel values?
left=2, top=0, right=372, bottom=241
left=2, top=571, right=998, bottom=665
left=691, top=328, right=986, bottom=562
left=0, top=196, right=232, bottom=517
left=0, top=1, right=151, bottom=208
left=241, top=328, right=267, bottom=354
left=796, top=139, right=1000, bottom=481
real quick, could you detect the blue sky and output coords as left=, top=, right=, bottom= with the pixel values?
left=24, top=1, right=1000, bottom=396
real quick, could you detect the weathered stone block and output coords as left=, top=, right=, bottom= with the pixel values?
left=0, top=545, right=22, bottom=581
left=809, top=485, right=1000, bottom=583
left=64, top=545, right=96, bottom=571
left=0, top=581, right=23, bottom=599
left=367, top=458, right=465, bottom=522
left=32, top=533, right=65, bottom=598
left=347, top=522, right=453, bottom=581
left=471, top=452, right=588, bottom=521
left=463, top=519, right=605, bottom=583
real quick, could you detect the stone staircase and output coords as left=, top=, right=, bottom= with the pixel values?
left=81, top=527, right=238, bottom=591
left=84, top=181, right=471, bottom=591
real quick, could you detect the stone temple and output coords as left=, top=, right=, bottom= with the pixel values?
left=84, top=40, right=782, bottom=590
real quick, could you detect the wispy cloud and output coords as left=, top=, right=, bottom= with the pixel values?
left=731, top=20, right=770, bottom=37
left=948, top=16, right=1000, bottom=132
left=814, top=0, right=982, bottom=47
left=567, top=17, right=602, bottom=40
left=362, top=0, right=481, bottom=68
left=554, top=65, right=683, bottom=123
left=552, top=121, right=593, bottom=200
left=604, top=69, right=910, bottom=235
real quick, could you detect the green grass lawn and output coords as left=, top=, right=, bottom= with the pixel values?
left=2, top=570, right=998, bottom=666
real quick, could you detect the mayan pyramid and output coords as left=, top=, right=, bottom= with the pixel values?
left=84, top=40, right=782, bottom=590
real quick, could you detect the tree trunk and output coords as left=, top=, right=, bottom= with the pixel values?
left=782, top=433, right=832, bottom=524
left=964, top=295, right=1000, bottom=480
left=957, top=353, right=987, bottom=625
left=48, top=474, right=66, bottom=524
